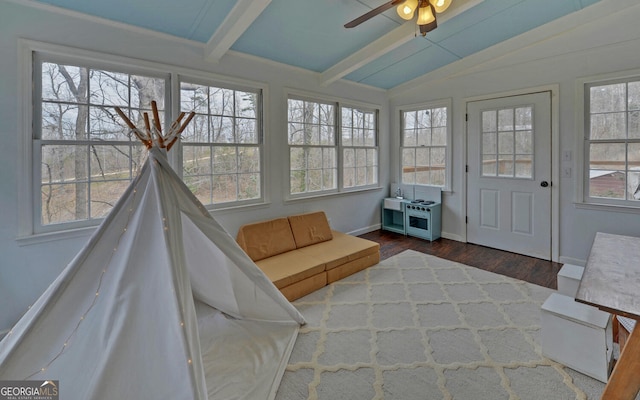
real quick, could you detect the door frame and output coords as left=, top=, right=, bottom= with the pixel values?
left=462, top=85, right=560, bottom=262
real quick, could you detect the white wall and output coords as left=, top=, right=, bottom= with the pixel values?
left=0, top=1, right=389, bottom=331
left=389, top=0, right=640, bottom=265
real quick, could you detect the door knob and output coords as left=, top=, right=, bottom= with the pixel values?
left=540, top=181, right=549, bottom=187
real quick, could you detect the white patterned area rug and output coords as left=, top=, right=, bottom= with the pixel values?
left=275, top=250, right=606, bottom=400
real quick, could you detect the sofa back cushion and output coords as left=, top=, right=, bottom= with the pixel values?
left=288, top=211, right=333, bottom=248
left=236, top=218, right=297, bottom=261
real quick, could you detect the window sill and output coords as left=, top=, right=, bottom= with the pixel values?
left=16, top=225, right=97, bottom=247
left=206, top=200, right=272, bottom=215
left=285, top=186, right=383, bottom=203
left=17, top=201, right=273, bottom=246
left=574, top=201, right=640, bottom=215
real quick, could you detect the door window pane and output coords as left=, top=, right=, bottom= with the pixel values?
left=481, top=106, right=533, bottom=179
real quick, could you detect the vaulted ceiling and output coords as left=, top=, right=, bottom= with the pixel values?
left=29, top=0, right=600, bottom=90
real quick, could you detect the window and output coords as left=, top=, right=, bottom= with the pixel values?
left=585, top=79, right=640, bottom=206
left=341, top=106, right=379, bottom=188
left=287, top=96, right=379, bottom=196
left=401, top=102, right=450, bottom=187
left=180, top=80, right=262, bottom=207
left=28, top=46, right=266, bottom=236
left=37, top=57, right=168, bottom=230
left=288, top=98, right=337, bottom=194
left=481, top=106, right=533, bottom=179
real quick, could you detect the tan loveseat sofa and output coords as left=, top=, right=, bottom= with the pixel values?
left=236, top=211, right=380, bottom=301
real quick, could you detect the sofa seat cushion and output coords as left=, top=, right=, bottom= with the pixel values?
left=288, top=211, right=333, bottom=248
left=236, top=217, right=297, bottom=261
left=255, top=249, right=326, bottom=289
left=326, top=252, right=380, bottom=284
left=279, top=274, right=328, bottom=302
left=296, top=231, right=380, bottom=271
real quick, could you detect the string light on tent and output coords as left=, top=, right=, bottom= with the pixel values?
left=2, top=96, right=305, bottom=398
left=22, top=101, right=195, bottom=380
left=118, top=102, right=196, bottom=375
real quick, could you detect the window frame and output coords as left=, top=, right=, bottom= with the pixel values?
left=479, top=105, right=535, bottom=180
left=31, top=51, right=172, bottom=235
left=18, top=40, right=268, bottom=241
left=178, top=75, right=265, bottom=209
left=398, top=99, right=452, bottom=191
left=340, top=105, right=380, bottom=190
left=285, top=91, right=380, bottom=200
left=577, top=71, right=640, bottom=211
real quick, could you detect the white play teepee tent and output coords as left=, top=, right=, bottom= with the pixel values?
left=0, top=103, right=305, bottom=400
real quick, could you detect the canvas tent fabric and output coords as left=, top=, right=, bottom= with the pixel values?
left=0, top=147, right=305, bottom=400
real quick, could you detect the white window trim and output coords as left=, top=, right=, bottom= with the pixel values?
left=17, top=39, right=269, bottom=244
left=397, top=98, right=453, bottom=192
left=177, top=74, right=266, bottom=209
left=284, top=88, right=382, bottom=202
left=34, top=53, right=172, bottom=234
left=575, top=68, right=640, bottom=213
left=339, top=104, right=380, bottom=191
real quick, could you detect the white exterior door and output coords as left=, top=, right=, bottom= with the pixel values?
left=466, top=92, right=552, bottom=260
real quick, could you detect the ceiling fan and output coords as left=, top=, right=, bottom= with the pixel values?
left=345, top=0, right=453, bottom=36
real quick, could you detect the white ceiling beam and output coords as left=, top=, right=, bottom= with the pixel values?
left=320, top=23, right=415, bottom=87
left=320, top=0, right=484, bottom=86
left=205, top=0, right=272, bottom=63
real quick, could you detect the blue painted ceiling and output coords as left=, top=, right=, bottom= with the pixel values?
left=30, top=0, right=600, bottom=90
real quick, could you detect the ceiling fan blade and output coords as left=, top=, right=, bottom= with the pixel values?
left=344, top=0, right=405, bottom=29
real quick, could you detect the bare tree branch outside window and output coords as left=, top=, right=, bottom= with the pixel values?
left=401, top=106, right=448, bottom=187
left=287, top=98, right=337, bottom=194
left=38, top=62, right=165, bottom=226
left=342, top=106, right=378, bottom=189
left=180, top=81, right=261, bottom=206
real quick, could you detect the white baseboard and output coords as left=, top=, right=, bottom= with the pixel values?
left=348, top=224, right=381, bottom=236
left=441, top=231, right=464, bottom=242
left=349, top=226, right=463, bottom=242
left=559, top=256, right=586, bottom=266
left=352, top=225, right=581, bottom=265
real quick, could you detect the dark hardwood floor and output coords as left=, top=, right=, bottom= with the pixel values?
left=359, top=230, right=562, bottom=290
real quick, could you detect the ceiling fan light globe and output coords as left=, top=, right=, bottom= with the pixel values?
left=419, top=18, right=438, bottom=36
left=417, top=4, right=436, bottom=25
left=396, top=0, right=418, bottom=20
left=430, top=0, right=452, bottom=13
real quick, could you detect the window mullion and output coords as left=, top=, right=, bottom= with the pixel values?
left=400, top=104, right=449, bottom=188
left=287, top=96, right=377, bottom=196
left=586, top=78, right=640, bottom=205
left=34, top=55, right=170, bottom=232
left=180, top=79, right=262, bottom=207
